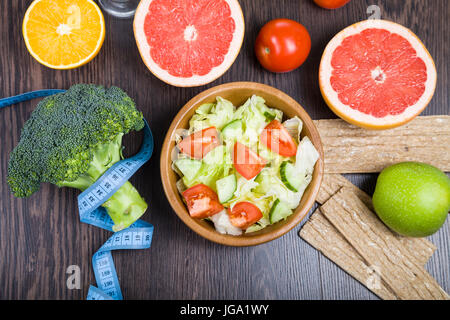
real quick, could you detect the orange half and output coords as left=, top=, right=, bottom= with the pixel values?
left=23, top=0, right=105, bottom=69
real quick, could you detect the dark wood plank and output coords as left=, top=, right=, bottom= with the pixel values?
left=0, top=0, right=448, bottom=299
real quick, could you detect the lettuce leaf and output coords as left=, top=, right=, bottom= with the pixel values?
left=283, top=116, right=303, bottom=143
left=295, top=136, right=319, bottom=175
left=210, top=209, right=243, bottom=236
left=232, top=95, right=282, bottom=148
left=189, top=97, right=235, bottom=133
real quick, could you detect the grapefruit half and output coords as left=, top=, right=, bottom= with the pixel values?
left=134, top=0, right=245, bottom=87
left=319, top=20, right=437, bottom=129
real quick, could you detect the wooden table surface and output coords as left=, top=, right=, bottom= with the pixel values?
left=0, top=0, right=448, bottom=300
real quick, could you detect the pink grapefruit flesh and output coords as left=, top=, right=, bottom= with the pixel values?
left=319, top=20, right=436, bottom=129
left=134, top=0, right=245, bottom=87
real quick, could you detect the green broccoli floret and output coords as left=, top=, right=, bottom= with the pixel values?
left=7, top=84, right=148, bottom=231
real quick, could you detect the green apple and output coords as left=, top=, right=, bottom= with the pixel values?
left=373, top=162, right=450, bottom=237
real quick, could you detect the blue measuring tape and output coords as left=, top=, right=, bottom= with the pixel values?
left=81, top=120, right=154, bottom=300
left=0, top=89, right=154, bottom=300
left=0, top=89, right=66, bottom=108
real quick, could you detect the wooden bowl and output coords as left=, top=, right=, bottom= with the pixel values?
left=160, top=82, right=324, bottom=246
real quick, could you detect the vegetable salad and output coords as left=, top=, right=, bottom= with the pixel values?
left=173, top=95, right=319, bottom=235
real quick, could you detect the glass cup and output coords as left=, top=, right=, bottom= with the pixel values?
left=98, top=0, right=139, bottom=19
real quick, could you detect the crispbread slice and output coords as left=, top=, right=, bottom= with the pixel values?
left=316, top=174, right=372, bottom=207
left=300, top=209, right=398, bottom=300
left=320, top=188, right=449, bottom=300
left=316, top=173, right=436, bottom=265
left=314, top=116, right=450, bottom=173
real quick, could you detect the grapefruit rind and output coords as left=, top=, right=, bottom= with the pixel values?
left=319, top=19, right=437, bottom=129
left=22, top=0, right=105, bottom=70
left=133, top=0, right=245, bottom=87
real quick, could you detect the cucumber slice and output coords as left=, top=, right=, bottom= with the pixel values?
left=269, top=199, right=293, bottom=224
left=280, top=161, right=303, bottom=192
left=174, top=158, right=202, bottom=181
left=221, top=119, right=243, bottom=141
left=216, top=174, right=237, bottom=203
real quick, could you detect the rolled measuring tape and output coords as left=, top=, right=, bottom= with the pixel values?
left=0, top=89, right=154, bottom=300
left=82, top=120, right=154, bottom=300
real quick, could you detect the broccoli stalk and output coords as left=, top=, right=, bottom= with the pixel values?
left=7, top=84, right=149, bottom=231
left=56, top=133, right=147, bottom=231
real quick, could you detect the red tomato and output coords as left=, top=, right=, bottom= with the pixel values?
left=260, top=120, right=297, bottom=157
left=178, top=127, right=220, bottom=159
left=313, top=0, right=351, bottom=9
left=182, top=184, right=224, bottom=219
left=254, top=19, right=311, bottom=73
left=233, top=142, right=267, bottom=180
left=228, top=202, right=263, bottom=229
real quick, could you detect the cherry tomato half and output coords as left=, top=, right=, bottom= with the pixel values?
left=313, top=0, right=351, bottom=9
left=177, top=126, right=221, bottom=159
left=260, top=120, right=297, bottom=157
left=228, top=202, right=263, bottom=229
left=233, top=142, right=267, bottom=180
left=254, top=18, right=311, bottom=73
left=182, top=184, right=224, bottom=219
